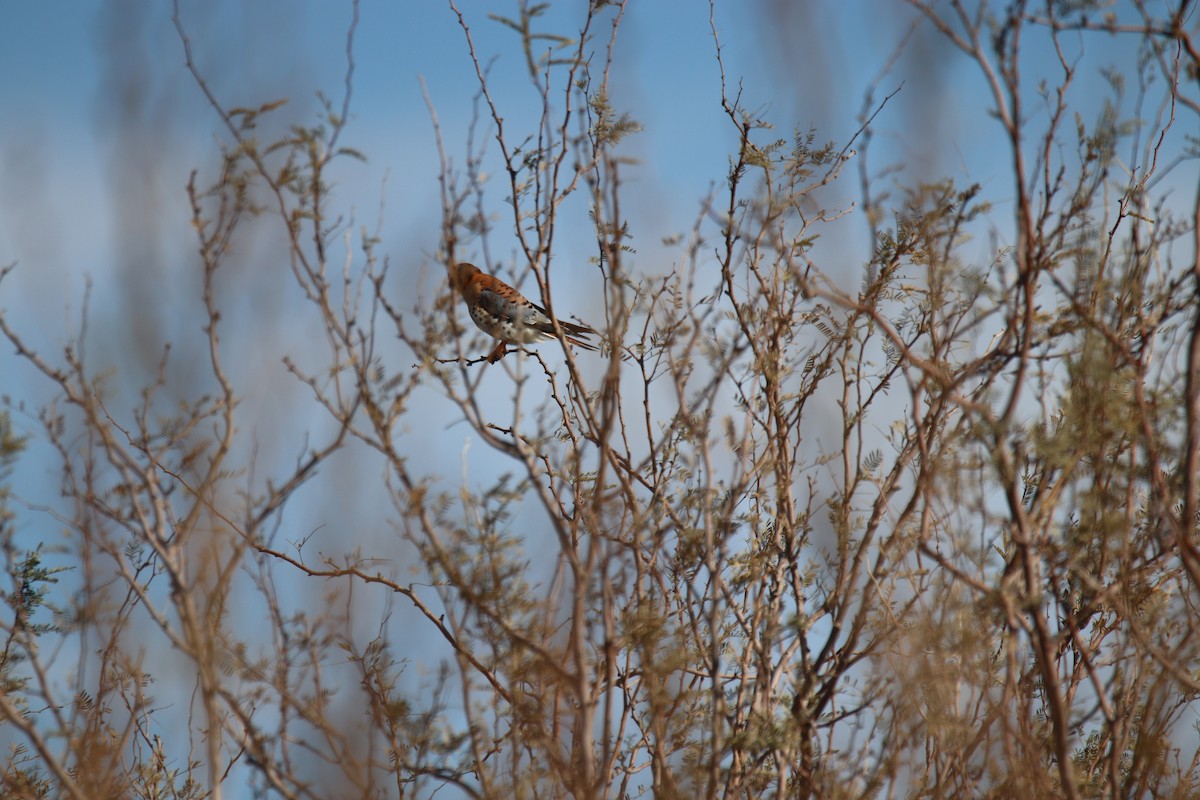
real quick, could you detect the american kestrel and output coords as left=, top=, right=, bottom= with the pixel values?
left=451, top=262, right=599, bottom=364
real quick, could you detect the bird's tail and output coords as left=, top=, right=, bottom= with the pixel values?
left=564, top=334, right=599, bottom=352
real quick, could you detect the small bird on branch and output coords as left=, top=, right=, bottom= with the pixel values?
left=451, top=262, right=599, bottom=364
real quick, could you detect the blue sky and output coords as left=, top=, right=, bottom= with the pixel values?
left=1, top=0, right=955, bottom=542
left=0, top=1, right=948, bottom=301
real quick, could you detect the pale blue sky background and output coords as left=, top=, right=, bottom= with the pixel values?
left=1, top=0, right=963, bottom=549
left=1, top=1, right=1193, bottom=795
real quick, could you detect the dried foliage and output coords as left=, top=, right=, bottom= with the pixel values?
left=2, top=0, right=1200, bottom=798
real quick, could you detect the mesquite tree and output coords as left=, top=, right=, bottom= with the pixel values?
left=1, top=1, right=1199, bottom=798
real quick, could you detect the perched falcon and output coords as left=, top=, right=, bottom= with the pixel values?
left=451, top=262, right=599, bottom=364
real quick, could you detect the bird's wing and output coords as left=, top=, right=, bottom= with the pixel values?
left=478, top=285, right=597, bottom=340
left=521, top=298, right=596, bottom=338
left=476, top=288, right=551, bottom=328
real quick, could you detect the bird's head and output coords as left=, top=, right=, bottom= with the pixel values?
left=451, top=262, right=481, bottom=294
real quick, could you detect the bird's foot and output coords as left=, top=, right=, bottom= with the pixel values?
left=485, top=342, right=509, bottom=364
